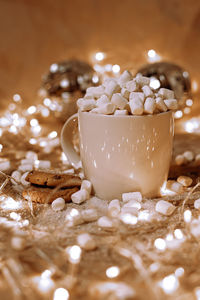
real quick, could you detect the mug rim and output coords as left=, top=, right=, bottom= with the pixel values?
left=78, top=110, right=172, bottom=119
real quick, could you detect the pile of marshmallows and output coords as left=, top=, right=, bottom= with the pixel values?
left=77, top=71, right=178, bottom=115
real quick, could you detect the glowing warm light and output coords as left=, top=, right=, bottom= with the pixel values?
left=174, top=110, right=183, bottom=119
left=120, top=213, right=138, bottom=225
left=149, top=77, right=161, bottom=90
left=175, top=267, right=184, bottom=277
left=186, top=99, right=193, bottom=107
left=69, top=208, right=79, bottom=217
left=149, top=262, right=160, bottom=272
left=95, top=52, right=105, bottom=61
left=92, top=74, right=99, bottom=84
left=195, top=287, right=200, bottom=300
left=13, top=94, right=21, bottom=102
left=154, top=238, right=166, bottom=251
left=105, top=64, right=113, bottom=72
left=0, top=197, right=22, bottom=210
left=192, top=80, right=198, bottom=92
left=159, top=274, right=179, bottom=294
left=184, top=210, right=192, bottom=223
left=184, top=119, right=199, bottom=133
left=33, top=273, right=54, bottom=294
left=0, top=117, right=11, bottom=127
left=48, top=131, right=57, bottom=139
left=43, top=98, right=51, bottom=107
left=50, top=63, right=59, bottom=73
left=166, top=234, right=173, bottom=241
left=0, top=144, right=3, bottom=152
left=30, top=119, right=39, bottom=127
left=60, top=79, right=69, bottom=88
left=29, top=138, right=37, bottom=145
left=41, top=269, right=52, bottom=279
left=66, top=245, right=82, bottom=264
left=31, top=125, right=41, bottom=135
left=39, top=141, right=47, bottom=147
left=174, top=229, right=184, bottom=240
left=9, top=125, right=18, bottom=134
left=10, top=212, right=21, bottom=221
left=106, top=266, right=120, bottom=278
left=53, top=288, right=69, bottom=300
left=184, top=107, right=191, bottom=114
left=147, top=49, right=161, bottom=62
left=27, top=106, right=37, bottom=114
left=112, top=64, right=120, bottom=74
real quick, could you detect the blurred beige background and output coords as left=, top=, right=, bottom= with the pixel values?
left=0, top=0, right=200, bottom=103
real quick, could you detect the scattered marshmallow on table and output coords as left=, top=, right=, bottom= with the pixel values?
left=51, top=197, right=65, bottom=211
left=155, top=200, right=176, bottom=216
left=123, top=200, right=141, bottom=210
left=177, top=176, right=192, bottom=187
left=108, top=199, right=121, bottom=218
left=77, top=233, right=96, bottom=250
left=11, top=170, right=21, bottom=185
left=166, top=180, right=183, bottom=194
left=71, top=189, right=89, bottom=204
left=81, top=180, right=92, bottom=194
left=194, top=199, right=200, bottom=210
left=97, top=216, right=115, bottom=229
left=0, top=161, right=10, bottom=171
left=21, top=172, right=30, bottom=186
left=183, top=150, right=194, bottom=162
left=122, top=192, right=142, bottom=203
left=175, top=154, right=186, bottom=166
left=81, top=208, right=98, bottom=222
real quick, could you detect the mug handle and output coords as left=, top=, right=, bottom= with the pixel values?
left=61, top=113, right=80, bottom=167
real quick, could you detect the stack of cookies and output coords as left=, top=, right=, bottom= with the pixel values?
left=22, top=171, right=81, bottom=204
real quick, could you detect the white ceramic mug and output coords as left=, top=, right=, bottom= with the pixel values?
left=61, top=110, right=174, bottom=200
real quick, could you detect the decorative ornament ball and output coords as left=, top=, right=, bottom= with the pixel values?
left=136, top=62, right=192, bottom=109
left=39, top=60, right=99, bottom=121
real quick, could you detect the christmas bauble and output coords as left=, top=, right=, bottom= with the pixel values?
left=136, top=62, right=192, bottom=108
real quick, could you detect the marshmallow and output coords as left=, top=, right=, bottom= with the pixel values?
left=71, top=189, right=89, bottom=204
left=21, top=159, right=34, bottom=165
left=191, top=220, right=200, bottom=238
left=86, top=86, right=105, bottom=98
left=65, top=208, right=84, bottom=226
left=108, top=199, right=121, bottom=217
left=144, top=97, right=156, bottom=114
left=126, top=80, right=138, bottom=92
left=26, top=151, right=38, bottom=160
left=77, top=233, right=96, bottom=250
left=195, top=154, right=200, bottom=164
left=177, top=176, right=192, bottom=187
left=96, top=95, right=109, bottom=106
left=111, top=93, right=128, bottom=109
left=11, top=236, right=26, bottom=251
left=104, top=80, right=121, bottom=97
left=118, top=70, right=133, bottom=87
left=0, top=161, right=10, bottom=171
left=175, top=154, right=186, bottom=166
left=18, top=164, right=33, bottom=172
left=97, top=216, right=115, bottom=229
left=35, top=160, right=51, bottom=169
left=51, top=197, right=65, bottom=211
left=164, top=99, right=178, bottom=110
left=123, top=200, right=141, bottom=210
left=166, top=180, right=183, bottom=193
left=183, top=150, right=194, bottom=162
left=158, top=88, right=175, bottom=99
left=122, top=191, right=142, bottom=203
left=135, top=74, right=150, bottom=86
left=156, top=97, right=168, bottom=112
left=121, top=206, right=138, bottom=215
left=77, top=99, right=96, bottom=111
left=81, top=208, right=98, bottom=222
left=21, top=172, right=30, bottom=186
left=142, top=85, right=153, bottom=97
left=129, top=92, right=145, bottom=103
left=91, top=103, right=116, bottom=115
left=155, top=200, right=176, bottom=216
left=129, top=99, right=143, bottom=115
left=194, top=199, right=200, bottom=210
left=11, top=170, right=21, bottom=185
left=121, top=88, right=130, bottom=100
left=81, top=180, right=92, bottom=195
left=114, top=109, right=128, bottom=115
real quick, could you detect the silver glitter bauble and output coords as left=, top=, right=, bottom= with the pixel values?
left=136, top=62, right=192, bottom=108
